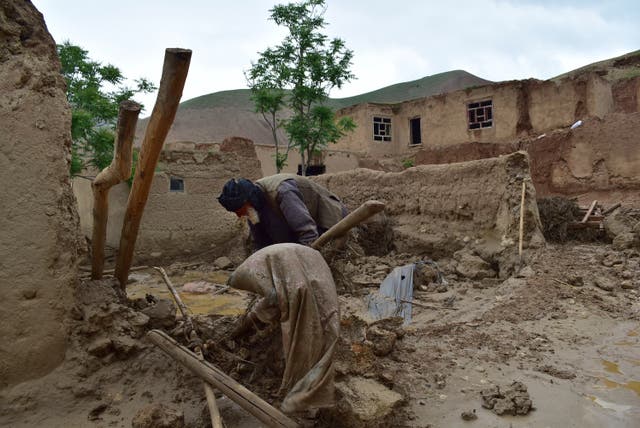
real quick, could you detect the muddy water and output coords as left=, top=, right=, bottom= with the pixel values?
left=126, top=269, right=248, bottom=316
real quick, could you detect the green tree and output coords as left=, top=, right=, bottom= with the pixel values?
left=57, top=41, right=156, bottom=175
left=246, top=0, right=355, bottom=175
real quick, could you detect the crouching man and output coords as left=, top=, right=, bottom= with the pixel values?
left=227, top=243, right=339, bottom=414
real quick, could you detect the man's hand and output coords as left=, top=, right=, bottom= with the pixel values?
left=229, top=311, right=268, bottom=340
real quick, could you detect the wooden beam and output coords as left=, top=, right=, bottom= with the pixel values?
left=115, top=48, right=191, bottom=287
left=602, top=202, right=621, bottom=216
left=581, top=200, right=598, bottom=223
left=91, top=101, right=141, bottom=279
left=518, top=181, right=526, bottom=258
left=147, top=330, right=299, bottom=428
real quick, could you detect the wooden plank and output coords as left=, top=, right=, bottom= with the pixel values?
left=581, top=200, right=598, bottom=223
left=602, top=202, right=622, bottom=216
left=147, top=330, right=299, bottom=428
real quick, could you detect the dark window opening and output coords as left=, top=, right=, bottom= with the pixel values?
left=467, top=99, right=493, bottom=130
left=170, top=177, right=184, bottom=192
left=373, top=116, right=392, bottom=142
left=409, top=117, right=422, bottom=145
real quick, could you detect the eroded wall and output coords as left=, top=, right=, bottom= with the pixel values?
left=314, top=151, right=544, bottom=262
left=0, top=0, right=81, bottom=387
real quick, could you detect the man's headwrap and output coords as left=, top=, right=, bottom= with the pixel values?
left=217, top=178, right=263, bottom=212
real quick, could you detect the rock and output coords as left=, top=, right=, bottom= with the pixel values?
left=213, top=256, right=233, bottom=269
left=621, top=280, right=636, bottom=290
left=150, top=252, right=162, bottom=258
left=613, top=233, right=637, bottom=250
left=593, top=275, right=615, bottom=292
left=87, top=337, right=113, bottom=357
left=366, top=325, right=397, bottom=356
left=454, top=251, right=496, bottom=280
left=182, top=281, right=216, bottom=294
left=481, top=381, right=532, bottom=416
left=131, top=404, right=184, bottom=428
left=141, top=299, right=176, bottom=329
left=333, top=377, right=403, bottom=428
left=604, top=209, right=638, bottom=239
left=461, top=409, right=477, bottom=421
left=516, top=266, right=535, bottom=278
left=112, top=336, right=141, bottom=358
left=567, top=274, right=584, bottom=287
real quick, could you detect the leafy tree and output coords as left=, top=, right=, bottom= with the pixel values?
left=246, top=0, right=356, bottom=175
left=57, top=41, right=156, bottom=175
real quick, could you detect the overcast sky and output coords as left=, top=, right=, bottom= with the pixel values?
left=33, top=0, right=640, bottom=114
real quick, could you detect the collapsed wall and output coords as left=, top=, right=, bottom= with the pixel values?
left=0, top=1, right=81, bottom=387
left=315, top=151, right=544, bottom=272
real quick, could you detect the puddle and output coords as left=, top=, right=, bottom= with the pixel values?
left=601, top=359, right=623, bottom=375
left=588, top=395, right=634, bottom=414
left=126, top=270, right=247, bottom=316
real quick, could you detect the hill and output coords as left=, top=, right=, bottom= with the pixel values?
left=551, top=49, right=640, bottom=82
left=135, top=70, right=492, bottom=145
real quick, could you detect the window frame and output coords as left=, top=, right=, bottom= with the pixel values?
left=169, top=176, right=185, bottom=193
left=372, top=116, right=392, bottom=142
left=467, top=99, right=493, bottom=130
left=409, top=116, right=422, bottom=146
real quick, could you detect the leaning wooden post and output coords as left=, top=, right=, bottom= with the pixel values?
left=518, top=180, right=527, bottom=259
left=91, top=101, right=141, bottom=279
left=115, top=48, right=191, bottom=287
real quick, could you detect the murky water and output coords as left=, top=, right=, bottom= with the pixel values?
left=126, top=269, right=248, bottom=316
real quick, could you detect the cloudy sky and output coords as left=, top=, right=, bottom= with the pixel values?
left=33, top=0, right=640, bottom=114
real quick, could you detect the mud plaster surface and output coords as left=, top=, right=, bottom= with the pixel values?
left=1, top=237, right=639, bottom=427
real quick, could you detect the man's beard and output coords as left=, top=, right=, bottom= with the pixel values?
left=246, top=206, right=260, bottom=224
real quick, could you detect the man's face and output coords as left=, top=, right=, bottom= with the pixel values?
left=234, top=202, right=252, bottom=218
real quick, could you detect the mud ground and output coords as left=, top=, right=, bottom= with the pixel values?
left=1, top=218, right=639, bottom=427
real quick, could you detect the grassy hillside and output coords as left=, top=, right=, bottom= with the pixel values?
left=178, top=70, right=492, bottom=111
left=551, top=49, right=640, bottom=82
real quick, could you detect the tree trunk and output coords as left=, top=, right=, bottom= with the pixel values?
left=91, top=101, right=141, bottom=279
left=114, top=48, right=191, bottom=288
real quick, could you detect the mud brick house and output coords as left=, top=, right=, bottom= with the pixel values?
left=333, top=73, right=616, bottom=156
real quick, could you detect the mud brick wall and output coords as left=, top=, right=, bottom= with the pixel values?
left=0, top=1, right=81, bottom=387
left=135, top=137, right=262, bottom=262
left=314, top=151, right=544, bottom=259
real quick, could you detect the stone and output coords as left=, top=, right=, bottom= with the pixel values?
left=593, top=275, right=615, bottom=292
left=87, top=337, right=113, bottom=357
left=365, top=325, right=397, bottom=356
left=454, top=251, right=496, bottom=280
left=621, top=280, right=636, bottom=290
left=333, top=377, right=403, bottom=428
left=461, top=409, right=477, bottom=421
left=141, top=298, right=176, bottom=329
left=213, top=256, right=233, bottom=269
left=516, top=266, right=535, bottom=278
left=131, top=404, right=184, bottom=428
left=613, top=233, right=636, bottom=251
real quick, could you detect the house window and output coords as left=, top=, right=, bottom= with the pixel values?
left=409, top=117, right=422, bottom=145
left=467, top=99, right=493, bottom=129
left=169, top=177, right=184, bottom=192
left=373, top=116, right=392, bottom=142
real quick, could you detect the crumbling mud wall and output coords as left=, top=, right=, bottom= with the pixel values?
left=315, top=151, right=544, bottom=268
left=135, top=137, right=262, bottom=262
left=0, top=0, right=81, bottom=387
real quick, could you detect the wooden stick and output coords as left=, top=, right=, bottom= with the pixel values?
left=581, top=200, right=598, bottom=223
left=518, top=181, right=526, bottom=258
left=602, top=202, right=621, bottom=216
left=311, top=200, right=385, bottom=250
left=147, top=330, right=299, bottom=428
left=153, top=267, right=222, bottom=428
left=400, top=298, right=457, bottom=311
left=552, top=278, right=572, bottom=287
left=91, top=101, right=141, bottom=279
left=115, top=48, right=192, bottom=287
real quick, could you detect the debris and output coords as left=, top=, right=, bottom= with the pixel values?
left=213, top=256, right=234, bottom=270
left=460, top=409, right=477, bottom=421
left=480, top=381, right=533, bottom=416
left=131, top=403, right=185, bottom=428
left=331, top=377, right=404, bottom=428
left=570, top=119, right=583, bottom=129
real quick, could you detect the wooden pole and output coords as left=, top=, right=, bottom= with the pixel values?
left=152, top=267, right=222, bottom=428
left=91, top=101, right=141, bottom=279
left=115, top=48, right=191, bottom=287
left=581, top=200, right=598, bottom=223
left=311, top=200, right=385, bottom=250
left=147, top=330, right=299, bottom=428
left=518, top=181, right=526, bottom=258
